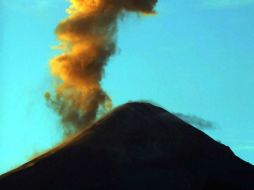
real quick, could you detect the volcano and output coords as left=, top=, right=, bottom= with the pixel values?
left=0, top=102, right=253, bottom=189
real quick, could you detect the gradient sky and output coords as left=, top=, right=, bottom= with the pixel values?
left=1, top=0, right=254, bottom=174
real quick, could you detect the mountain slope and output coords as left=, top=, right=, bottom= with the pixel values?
left=0, top=102, right=253, bottom=189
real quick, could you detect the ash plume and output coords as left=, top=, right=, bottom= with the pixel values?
left=45, top=0, right=158, bottom=133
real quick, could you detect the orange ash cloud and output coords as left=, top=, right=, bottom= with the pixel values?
left=46, top=0, right=157, bottom=133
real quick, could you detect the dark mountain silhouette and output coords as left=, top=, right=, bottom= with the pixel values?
left=0, top=102, right=253, bottom=189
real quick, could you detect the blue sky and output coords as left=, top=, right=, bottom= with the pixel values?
left=1, top=0, right=254, bottom=174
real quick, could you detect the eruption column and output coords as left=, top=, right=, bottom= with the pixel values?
left=46, top=0, right=157, bottom=133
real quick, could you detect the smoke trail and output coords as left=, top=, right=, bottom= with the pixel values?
left=45, top=0, right=157, bottom=133
left=174, top=112, right=215, bottom=129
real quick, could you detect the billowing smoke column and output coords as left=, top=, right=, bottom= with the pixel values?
left=45, top=0, right=157, bottom=133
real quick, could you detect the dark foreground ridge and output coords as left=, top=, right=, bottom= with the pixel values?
left=0, top=102, right=254, bottom=189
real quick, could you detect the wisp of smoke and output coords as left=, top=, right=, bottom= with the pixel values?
left=45, top=0, right=158, bottom=133
left=174, top=112, right=214, bottom=129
